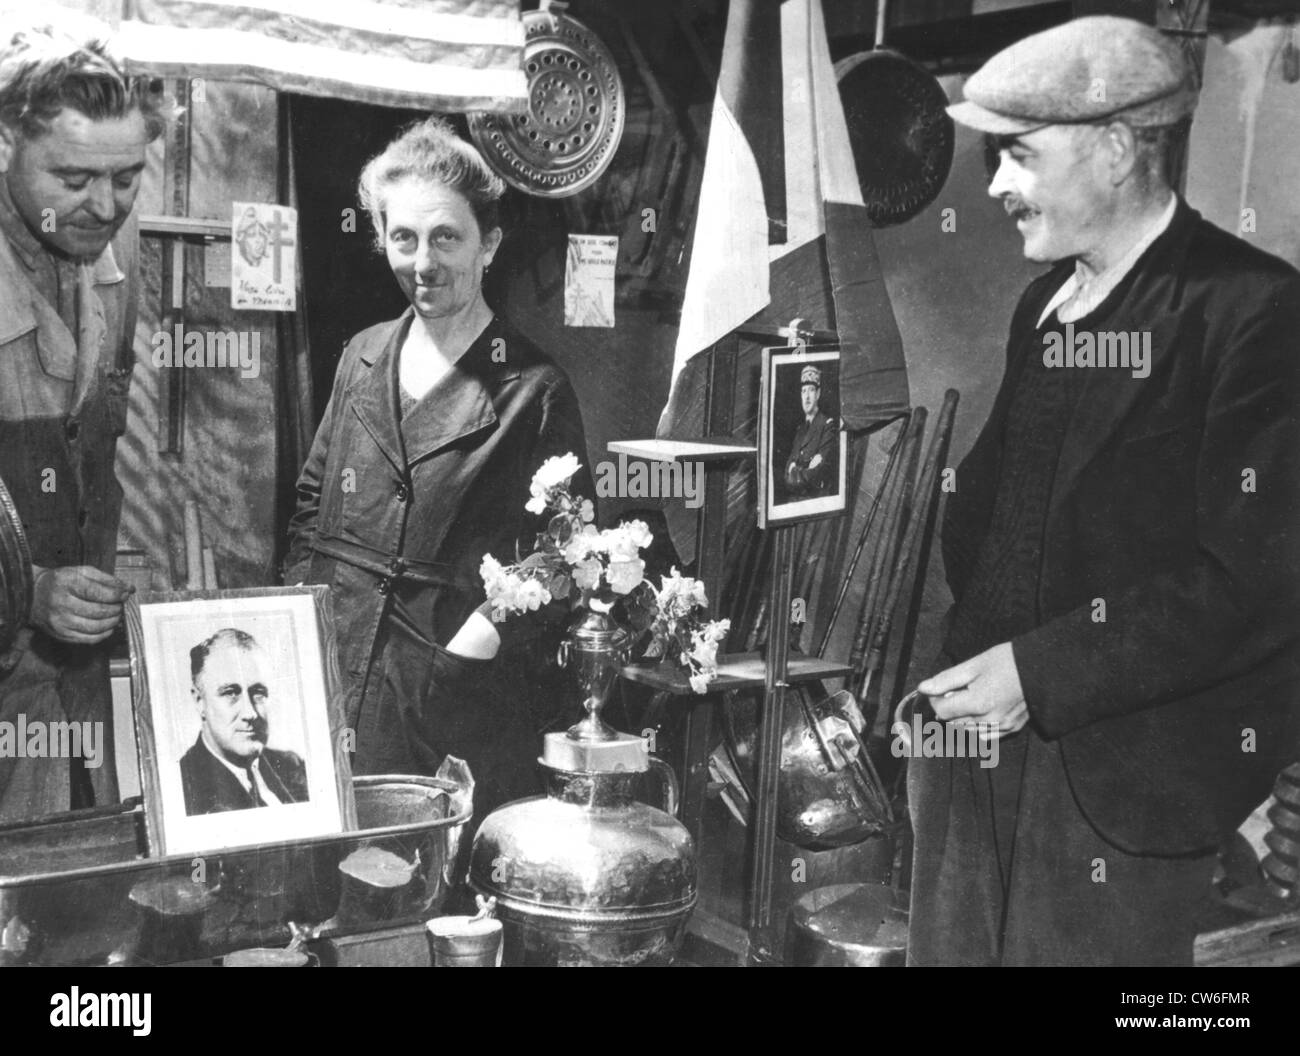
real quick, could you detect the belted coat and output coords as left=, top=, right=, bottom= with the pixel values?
left=284, top=309, right=592, bottom=817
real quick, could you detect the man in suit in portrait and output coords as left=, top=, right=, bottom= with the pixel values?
left=907, top=16, right=1300, bottom=966
left=782, top=364, right=838, bottom=501
left=180, top=628, right=308, bottom=815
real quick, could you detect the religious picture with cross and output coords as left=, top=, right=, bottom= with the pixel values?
left=231, top=201, right=299, bottom=312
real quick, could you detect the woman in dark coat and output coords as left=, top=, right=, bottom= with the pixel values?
left=284, top=118, right=592, bottom=819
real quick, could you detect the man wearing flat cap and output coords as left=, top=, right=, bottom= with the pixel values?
left=909, top=15, right=1300, bottom=965
left=781, top=364, right=838, bottom=501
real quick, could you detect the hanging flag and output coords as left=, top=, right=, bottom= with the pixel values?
left=116, top=0, right=528, bottom=113
left=792, top=0, right=909, bottom=428
left=657, top=0, right=783, bottom=432
left=658, top=0, right=909, bottom=563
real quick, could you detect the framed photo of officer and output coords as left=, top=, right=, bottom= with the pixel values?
left=758, top=347, right=848, bottom=527
left=125, top=586, right=356, bottom=856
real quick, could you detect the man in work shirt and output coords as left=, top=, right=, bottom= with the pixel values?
left=0, top=16, right=164, bottom=819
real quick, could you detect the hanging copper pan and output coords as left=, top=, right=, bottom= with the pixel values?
left=0, top=474, right=33, bottom=654
left=835, top=49, right=954, bottom=227
left=468, top=1, right=625, bottom=199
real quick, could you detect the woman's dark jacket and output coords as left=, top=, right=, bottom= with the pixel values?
left=284, top=309, right=592, bottom=814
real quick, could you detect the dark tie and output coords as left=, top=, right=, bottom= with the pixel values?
left=245, top=765, right=267, bottom=807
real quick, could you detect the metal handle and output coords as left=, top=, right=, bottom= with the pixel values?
left=892, top=688, right=926, bottom=754
left=647, top=756, right=680, bottom=818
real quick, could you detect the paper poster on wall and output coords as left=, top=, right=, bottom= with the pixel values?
left=564, top=234, right=617, bottom=327
left=204, top=241, right=231, bottom=288
left=231, top=202, right=297, bottom=311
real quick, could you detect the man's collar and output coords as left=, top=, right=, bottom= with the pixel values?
left=199, top=728, right=262, bottom=783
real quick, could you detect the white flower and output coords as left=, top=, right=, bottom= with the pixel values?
left=580, top=499, right=595, bottom=524
left=572, top=557, right=603, bottom=592
left=689, top=635, right=720, bottom=670
left=563, top=523, right=600, bottom=565
left=532, top=453, right=582, bottom=491
left=688, top=671, right=711, bottom=695
left=624, top=519, right=653, bottom=550
left=606, top=557, right=645, bottom=595
left=655, top=568, right=711, bottom=622
left=699, top=618, right=730, bottom=644
left=602, top=522, right=648, bottom=561
left=480, top=554, right=510, bottom=599
left=525, top=493, right=548, bottom=515
left=515, top=577, right=552, bottom=612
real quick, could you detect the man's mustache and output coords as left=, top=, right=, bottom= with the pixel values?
left=1004, top=198, right=1038, bottom=220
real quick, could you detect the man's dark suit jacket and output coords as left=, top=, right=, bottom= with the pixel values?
left=783, top=412, right=838, bottom=498
left=180, top=737, right=309, bottom=816
left=942, top=199, right=1300, bottom=856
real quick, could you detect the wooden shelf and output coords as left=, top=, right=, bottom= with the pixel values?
left=621, top=652, right=852, bottom=695
left=139, top=215, right=230, bottom=240
left=607, top=439, right=755, bottom=464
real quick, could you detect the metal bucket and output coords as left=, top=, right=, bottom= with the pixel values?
left=785, top=882, right=909, bottom=967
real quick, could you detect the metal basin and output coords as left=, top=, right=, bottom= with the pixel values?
left=785, top=882, right=909, bottom=966
left=0, top=775, right=471, bottom=966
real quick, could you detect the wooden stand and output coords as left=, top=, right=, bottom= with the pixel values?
left=611, top=453, right=848, bottom=963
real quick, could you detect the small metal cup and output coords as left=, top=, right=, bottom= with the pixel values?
left=426, top=915, right=503, bottom=967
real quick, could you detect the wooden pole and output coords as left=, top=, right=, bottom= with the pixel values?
left=747, top=525, right=795, bottom=951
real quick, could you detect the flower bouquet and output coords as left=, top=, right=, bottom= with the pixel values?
left=480, top=454, right=730, bottom=693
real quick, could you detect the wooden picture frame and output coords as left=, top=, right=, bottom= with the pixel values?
left=124, top=585, right=357, bottom=857
left=758, top=345, right=848, bottom=528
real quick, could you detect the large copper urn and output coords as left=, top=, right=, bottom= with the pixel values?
left=467, top=609, right=697, bottom=966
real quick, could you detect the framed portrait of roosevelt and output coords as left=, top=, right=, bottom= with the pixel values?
left=125, top=586, right=356, bottom=856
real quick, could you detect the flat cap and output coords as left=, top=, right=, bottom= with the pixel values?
left=800, top=365, right=821, bottom=386
left=948, top=16, right=1197, bottom=135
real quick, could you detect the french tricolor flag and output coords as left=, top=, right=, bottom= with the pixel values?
left=659, top=0, right=909, bottom=559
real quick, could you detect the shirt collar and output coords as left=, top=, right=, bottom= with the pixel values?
left=200, top=730, right=261, bottom=789
left=1037, top=193, right=1179, bottom=327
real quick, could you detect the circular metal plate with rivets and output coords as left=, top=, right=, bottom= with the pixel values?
left=468, top=5, right=625, bottom=199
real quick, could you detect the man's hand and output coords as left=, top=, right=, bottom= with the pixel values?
left=30, top=565, right=133, bottom=644
left=809, top=453, right=823, bottom=469
left=917, top=641, right=1028, bottom=737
